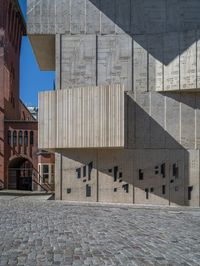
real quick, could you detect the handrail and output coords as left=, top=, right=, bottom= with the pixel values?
left=32, top=178, right=49, bottom=193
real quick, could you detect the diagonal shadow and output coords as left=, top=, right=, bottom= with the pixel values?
left=89, top=0, right=200, bottom=65
left=54, top=92, right=194, bottom=206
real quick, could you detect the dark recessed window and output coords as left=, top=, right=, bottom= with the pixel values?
left=161, top=163, right=165, bottom=178
left=173, top=164, right=179, bottom=178
left=139, top=169, right=143, bottom=180
left=24, top=131, right=28, bottom=146
left=13, top=130, right=17, bottom=146
left=188, top=186, right=193, bottom=200
left=119, top=172, right=123, bottom=178
left=18, top=130, right=23, bottom=145
left=155, top=166, right=159, bottom=175
left=145, top=188, right=149, bottom=199
left=108, top=169, right=112, bottom=173
left=123, top=184, right=129, bottom=193
left=67, top=188, right=71, bottom=194
left=162, top=185, right=166, bottom=195
left=83, top=165, right=86, bottom=177
left=150, top=187, right=154, bottom=193
left=114, top=188, right=117, bottom=192
left=86, top=184, right=91, bottom=197
left=76, top=168, right=81, bottom=179
left=30, top=131, right=34, bottom=145
left=114, top=166, right=118, bottom=182
left=88, top=162, right=93, bottom=180
left=8, top=130, right=11, bottom=145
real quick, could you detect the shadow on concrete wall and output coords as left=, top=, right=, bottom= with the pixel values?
left=89, top=0, right=200, bottom=65
left=57, top=92, right=190, bottom=206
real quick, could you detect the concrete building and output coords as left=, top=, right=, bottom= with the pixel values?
left=28, top=0, right=200, bottom=206
left=0, top=0, right=55, bottom=191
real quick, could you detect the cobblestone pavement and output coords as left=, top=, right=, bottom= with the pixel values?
left=0, top=196, right=200, bottom=266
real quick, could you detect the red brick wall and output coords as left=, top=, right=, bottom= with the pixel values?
left=0, top=1, right=55, bottom=189
left=0, top=0, right=26, bottom=186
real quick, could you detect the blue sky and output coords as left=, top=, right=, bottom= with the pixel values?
left=19, top=0, right=55, bottom=107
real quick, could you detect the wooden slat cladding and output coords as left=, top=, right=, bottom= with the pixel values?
left=38, top=85, right=125, bottom=149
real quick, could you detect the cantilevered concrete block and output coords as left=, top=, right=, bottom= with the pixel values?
left=39, top=85, right=125, bottom=149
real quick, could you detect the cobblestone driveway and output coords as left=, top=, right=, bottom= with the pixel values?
left=0, top=195, right=200, bottom=266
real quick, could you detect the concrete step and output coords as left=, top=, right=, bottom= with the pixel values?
left=0, top=189, right=54, bottom=196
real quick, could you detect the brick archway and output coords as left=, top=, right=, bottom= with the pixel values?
left=8, top=157, right=33, bottom=191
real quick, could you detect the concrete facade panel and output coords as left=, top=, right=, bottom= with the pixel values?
left=98, top=35, right=132, bottom=90
left=180, top=31, right=197, bottom=91
left=180, top=94, right=196, bottom=149
left=61, top=35, right=96, bottom=88
left=164, top=33, right=180, bottom=91
left=133, top=37, right=148, bottom=93
left=148, top=35, right=163, bottom=92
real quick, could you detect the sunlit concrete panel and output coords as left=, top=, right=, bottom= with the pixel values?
left=39, top=85, right=125, bottom=149
left=61, top=35, right=96, bottom=88
left=98, top=35, right=132, bottom=90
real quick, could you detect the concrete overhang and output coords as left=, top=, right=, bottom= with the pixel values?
left=28, top=35, right=55, bottom=71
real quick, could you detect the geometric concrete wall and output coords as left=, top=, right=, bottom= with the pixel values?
left=28, top=0, right=200, bottom=92
left=28, top=0, right=200, bottom=206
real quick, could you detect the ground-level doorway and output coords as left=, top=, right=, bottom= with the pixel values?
left=8, top=157, right=33, bottom=191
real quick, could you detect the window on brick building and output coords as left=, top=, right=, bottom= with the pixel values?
left=19, top=131, right=23, bottom=145
left=30, top=131, right=34, bottom=145
left=24, top=131, right=28, bottom=146
left=13, top=131, right=17, bottom=146
left=42, top=165, right=49, bottom=183
left=8, top=130, right=11, bottom=145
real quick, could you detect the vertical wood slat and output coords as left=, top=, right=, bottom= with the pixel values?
left=38, top=84, right=125, bottom=149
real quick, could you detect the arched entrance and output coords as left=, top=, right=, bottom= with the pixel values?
left=8, top=157, right=33, bottom=191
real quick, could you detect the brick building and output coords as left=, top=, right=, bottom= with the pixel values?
left=0, top=0, right=54, bottom=191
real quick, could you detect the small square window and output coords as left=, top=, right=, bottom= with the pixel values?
left=145, top=188, right=149, bottom=199
left=122, top=184, right=129, bottom=193
left=150, top=187, right=154, bottom=193
left=67, top=188, right=71, bottom=194
left=108, top=169, right=112, bottom=173
left=83, top=165, right=86, bottom=177
left=161, top=163, right=165, bottom=178
left=188, top=186, right=193, bottom=200
left=162, top=185, right=166, bottom=195
left=88, top=162, right=93, bottom=180
left=139, top=169, right=143, bottom=180
left=114, top=188, right=117, bottom=192
left=119, top=172, right=123, bottom=178
left=173, top=164, right=179, bottom=178
left=114, top=166, right=118, bottom=182
left=76, top=168, right=81, bottom=179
